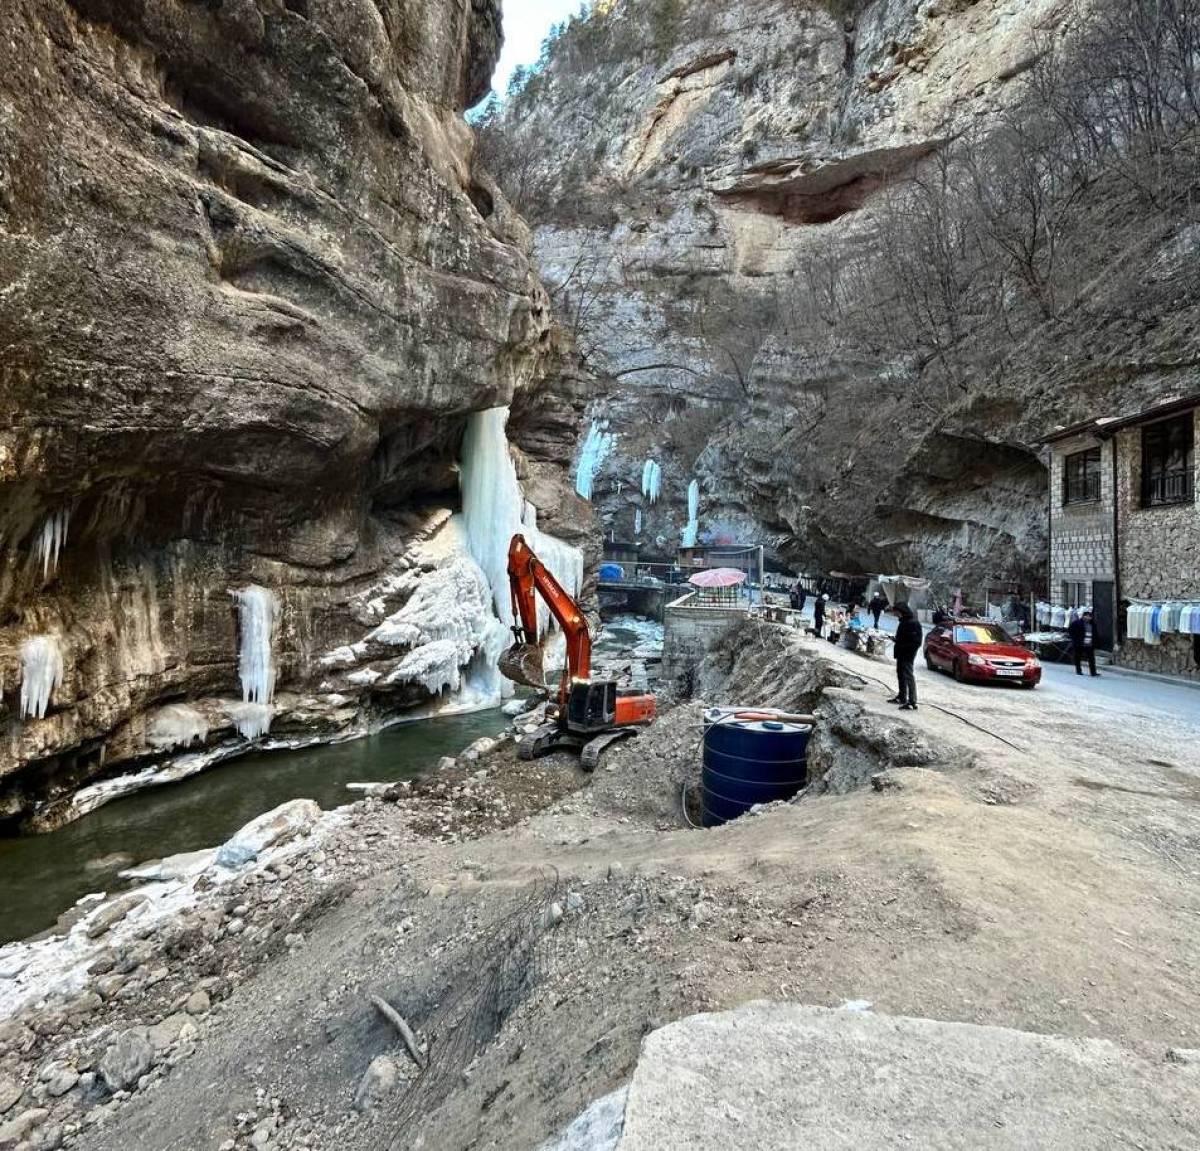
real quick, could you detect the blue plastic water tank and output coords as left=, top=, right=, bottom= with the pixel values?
left=599, top=563, right=624, bottom=581
left=701, top=717, right=811, bottom=827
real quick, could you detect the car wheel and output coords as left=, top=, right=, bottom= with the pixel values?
left=1022, top=681, right=1036, bottom=690
left=925, top=654, right=935, bottom=671
left=953, top=660, right=965, bottom=683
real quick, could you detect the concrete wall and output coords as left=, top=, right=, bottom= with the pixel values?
left=1047, top=433, right=1115, bottom=605
left=661, top=595, right=749, bottom=685
left=1113, top=410, right=1200, bottom=681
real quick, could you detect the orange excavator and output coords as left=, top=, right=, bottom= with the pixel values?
left=498, top=533, right=656, bottom=769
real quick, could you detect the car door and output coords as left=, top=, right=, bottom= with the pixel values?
left=926, top=626, right=947, bottom=667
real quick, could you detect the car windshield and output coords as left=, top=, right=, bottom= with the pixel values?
left=954, top=625, right=1009, bottom=645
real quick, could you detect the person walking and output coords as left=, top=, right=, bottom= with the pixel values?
left=811, top=593, right=828, bottom=637
left=797, top=586, right=807, bottom=614
left=1069, top=609, right=1099, bottom=677
left=868, top=591, right=887, bottom=629
left=889, top=604, right=923, bottom=710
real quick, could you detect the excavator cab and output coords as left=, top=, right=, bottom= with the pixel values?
left=500, top=533, right=656, bottom=770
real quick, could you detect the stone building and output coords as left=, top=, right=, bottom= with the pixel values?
left=1042, top=393, right=1199, bottom=680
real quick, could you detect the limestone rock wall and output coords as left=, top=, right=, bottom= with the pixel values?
left=0, top=0, right=590, bottom=821
left=488, top=0, right=1197, bottom=598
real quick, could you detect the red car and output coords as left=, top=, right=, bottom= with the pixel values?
left=923, top=620, right=1042, bottom=688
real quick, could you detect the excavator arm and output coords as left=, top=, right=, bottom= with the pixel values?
left=499, top=534, right=591, bottom=703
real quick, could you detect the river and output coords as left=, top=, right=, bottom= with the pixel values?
left=0, top=709, right=506, bottom=945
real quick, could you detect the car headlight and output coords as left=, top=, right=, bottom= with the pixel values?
left=968, top=654, right=985, bottom=666
left=1026, top=658, right=1041, bottom=669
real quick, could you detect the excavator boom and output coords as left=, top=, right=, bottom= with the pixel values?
left=500, top=534, right=591, bottom=701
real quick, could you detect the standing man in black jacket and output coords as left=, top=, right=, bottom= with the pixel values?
left=889, top=604, right=924, bottom=710
left=1068, top=610, right=1099, bottom=677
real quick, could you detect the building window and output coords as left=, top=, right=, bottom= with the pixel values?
left=1062, top=447, right=1101, bottom=505
left=1141, top=415, right=1195, bottom=507
left=1062, top=581, right=1090, bottom=608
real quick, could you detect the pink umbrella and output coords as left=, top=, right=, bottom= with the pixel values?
left=688, top=568, right=747, bottom=588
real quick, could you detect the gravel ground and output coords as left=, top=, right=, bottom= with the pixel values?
left=3, top=620, right=1197, bottom=1151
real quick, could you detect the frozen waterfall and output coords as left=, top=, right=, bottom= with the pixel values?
left=461, top=407, right=583, bottom=631
left=35, top=510, right=70, bottom=579
left=231, top=585, right=280, bottom=739
left=641, top=460, right=662, bottom=504
left=20, top=635, right=64, bottom=720
left=681, top=479, right=700, bottom=548
left=574, top=420, right=614, bottom=500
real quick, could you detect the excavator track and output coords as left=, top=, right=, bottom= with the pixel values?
left=579, top=727, right=637, bottom=772
left=517, top=722, right=580, bottom=761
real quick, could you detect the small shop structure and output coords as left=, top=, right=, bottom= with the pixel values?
left=1041, top=391, right=1199, bottom=680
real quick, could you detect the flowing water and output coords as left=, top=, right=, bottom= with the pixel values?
left=0, top=710, right=505, bottom=945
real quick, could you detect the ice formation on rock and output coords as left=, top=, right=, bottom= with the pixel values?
left=231, top=585, right=280, bottom=739
left=225, top=702, right=274, bottom=742
left=19, top=635, right=64, bottom=719
left=575, top=419, right=614, bottom=500
left=376, top=554, right=509, bottom=704
left=641, top=460, right=662, bottom=504
left=634, top=508, right=643, bottom=536
left=146, top=704, right=208, bottom=751
left=34, top=510, right=69, bottom=579
left=460, top=407, right=583, bottom=630
left=681, top=479, right=701, bottom=548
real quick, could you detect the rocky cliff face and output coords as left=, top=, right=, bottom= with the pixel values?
left=0, top=0, right=592, bottom=825
left=486, top=0, right=1199, bottom=586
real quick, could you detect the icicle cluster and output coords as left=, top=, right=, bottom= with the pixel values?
left=35, top=510, right=70, bottom=579
left=681, top=479, right=701, bottom=548
left=641, top=460, right=662, bottom=503
left=231, top=585, right=280, bottom=739
left=146, top=704, right=208, bottom=751
left=574, top=420, right=614, bottom=501
left=20, top=635, right=64, bottom=719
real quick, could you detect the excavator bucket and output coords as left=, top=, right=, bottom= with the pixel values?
left=498, top=642, right=545, bottom=689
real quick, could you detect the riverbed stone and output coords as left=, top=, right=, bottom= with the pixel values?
left=0, top=1080, right=21, bottom=1115
left=147, top=1015, right=189, bottom=1054
left=85, top=894, right=148, bottom=940
left=98, top=1029, right=155, bottom=1093
left=184, top=991, right=211, bottom=1017
left=42, top=1065, right=78, bottom=1099
left=216, top=800, right=321, bottom=869
left=0, top=1107, right=47, bottom=1149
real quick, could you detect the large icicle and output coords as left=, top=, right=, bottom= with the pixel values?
left=460, top=407, right=583, bottom=629
left=34, top=510, right=70, bottom=579
left=20, top=635, right=64, bottom=719
left=641, top=460, right=662, bottom=504
left=681, top=479, right=701, bottom=548
left=231, top=585, right=280, bottom=739
left=459, top=407, right=584, bottom=700
left=634, top=508, right=643, bottom=536
left=574, top=420, right=614, bottom=500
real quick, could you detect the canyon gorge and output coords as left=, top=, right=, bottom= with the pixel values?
left=2, top=0, right=1198, bottom=825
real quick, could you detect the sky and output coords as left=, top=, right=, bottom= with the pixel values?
left=489, top=0, right=582, bottom=98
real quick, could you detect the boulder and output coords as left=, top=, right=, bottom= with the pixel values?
left=215, top=800, right=321, bottom=869
left=98, top=1029, right=155, bottom=1093
left=0, top=1081, right=20, bottom=1115
left=0, top=1107, right=47, bottom=1150
left=353, top=1056, right=398, bottom=1112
